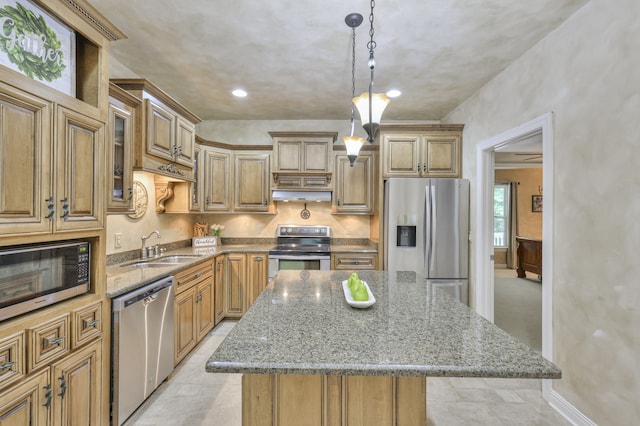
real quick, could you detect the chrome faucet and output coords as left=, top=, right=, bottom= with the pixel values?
left=141, top=230, right=161, bottom=259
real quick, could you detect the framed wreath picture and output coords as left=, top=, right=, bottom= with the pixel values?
left=532, top=195, right=543, bottom=213
left=0, top=0, right=75, bottom=96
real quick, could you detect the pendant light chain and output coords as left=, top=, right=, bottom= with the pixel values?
left=350, top=24, right=357, bottom=136
left=367, top=0, right=376, bottom=142
left=367, top=0, right=376, bottom=55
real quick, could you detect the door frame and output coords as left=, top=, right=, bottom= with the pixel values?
left=474, top=112, right=554, bottom=367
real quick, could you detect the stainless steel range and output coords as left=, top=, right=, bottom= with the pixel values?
left=268, top=225, right=331, bottom=281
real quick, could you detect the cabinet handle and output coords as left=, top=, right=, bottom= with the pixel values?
left=46, top=336, right=64, bottom=347
left=337, top=199, right=341, bottom=206
left=217, top=264, right=222, bottom=271
left=83, top=319, right=99, bottom=328
left=352, top=261, right=359, bottom=265
left=43, top=384, right=52, bottom=408
left=206, top=196, right=211, bottom=205
left=264, top=199, right=268, bottom=206
left=194, top=272, right=203, bottom=279
left=59, top=197, right=69, bottom=220
left=417, top=162, right=420, bottom=171
left=58, top=376, right=67, bottom=399
left=255, top=256, right=263, bottom=261
left=128, top=187, right=133, bottom=201
left=45, top=197, right=55, bottom=220
left=0, top=361, right=15, bottom=371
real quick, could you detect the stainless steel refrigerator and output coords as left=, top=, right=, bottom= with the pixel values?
left=384, top=178, right=470, bottom=305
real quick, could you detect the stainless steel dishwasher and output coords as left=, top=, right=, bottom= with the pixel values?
left=111, top=276, right=175, bottom=426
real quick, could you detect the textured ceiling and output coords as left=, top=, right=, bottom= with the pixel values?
left=89, top=0, right=589, bottom=121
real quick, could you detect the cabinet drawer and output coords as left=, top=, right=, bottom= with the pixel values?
left=332, top=254, right=377, bottom=270
left=72, top=301, right=103, bottom=349
left=175, top=260, right=213, bottom=294
left=0, top=332, right=25, bottom=390
left=28, top=315, right=70, bottom=373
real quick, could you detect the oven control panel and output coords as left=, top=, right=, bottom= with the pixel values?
left=276, top=225, right=330, bottom=237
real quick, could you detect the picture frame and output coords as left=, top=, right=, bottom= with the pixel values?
left=0, top=0, right=75, bottom=96
left=532, top=195, right=543, bottom=213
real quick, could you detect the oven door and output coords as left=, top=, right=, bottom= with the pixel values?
left=268, top=254, right=331, bottom=281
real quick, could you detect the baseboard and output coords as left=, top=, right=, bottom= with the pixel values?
left=544, top=382, right=596, bottom=426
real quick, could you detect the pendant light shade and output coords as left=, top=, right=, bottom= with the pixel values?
left=343, top=135, right=366, bottom=166
left=352, top=92, right=390, bottom=142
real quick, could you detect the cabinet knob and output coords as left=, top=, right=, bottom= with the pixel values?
left=43, top=384, right=52, bottom=408
left=255, top=256, right=263, bottom=261
left=46, top=336, right=65, bottom=347
left=45, top=197, right=55, bottom=220
left=59, top=198, right=69, bottom=220
left=83, top=319, right=99, bottom=328
left=58, top=376, right=67, bottom=399
left=0, top=361, right=16, bottom=372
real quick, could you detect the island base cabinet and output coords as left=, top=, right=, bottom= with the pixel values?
left=242, top=374, right=426, bottom=426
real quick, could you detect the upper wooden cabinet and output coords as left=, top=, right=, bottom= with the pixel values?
left=110, top=79, right=201, bottom=181
left=333, top=150, right=376, bottom=214
left=0, top=83, right=105, bottom=237
left=107, top=83, right=140, bottom=214
left=234, top=153, right=271, bottom=212
left=203, top=147, right=232, bottom=212
left=380, top=125, right=463, bottom=178
left=270, top=132, right=337, bottom=189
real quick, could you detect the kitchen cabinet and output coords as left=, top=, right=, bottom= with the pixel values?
left=0, top=369, right=49, bottom=425
left=224, top=254, right=247, bottom=318
left=270, top=131, right=337, bottom=189
left=107, top=83, right=139, bottom=214
left=174, top=260, right=215, bottom=365
left=331, top=253, right=378, bottom=270
left=203, top=147, right=232, bottom=211
left=333, top=150, right=375, bottom=214
left=0, top=94, right=105, bottom=237
left=247, top=253, right=269, bottom=306
left=190, top=145, right=202, bottom=211
left=0, top=82, right=51, bottom=236
left=380, top=125, right=463, bottom=178
left=234, top=152, right=271, bottom=212
left=214, top=255, right=225, bottom=325
left=55, top=107, right=105, bottom=232
left=110, top=79, right=201, bottom=181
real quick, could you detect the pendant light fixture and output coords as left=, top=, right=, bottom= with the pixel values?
left=352, top=0, right=390, bottom=143
left=344, top=13, right=366, bottom=166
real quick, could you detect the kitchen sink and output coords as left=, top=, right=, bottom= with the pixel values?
left=120, top=255, right=202, bottom=268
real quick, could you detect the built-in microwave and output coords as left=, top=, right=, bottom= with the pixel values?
left=0, top=240, right=91, bottom=321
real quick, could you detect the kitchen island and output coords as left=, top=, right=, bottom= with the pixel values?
left=206, top=270, right=561, bottom=425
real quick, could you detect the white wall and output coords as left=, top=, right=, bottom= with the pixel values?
left=443, top=0, right=640, bottom=422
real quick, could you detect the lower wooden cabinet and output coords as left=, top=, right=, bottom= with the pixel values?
left=0, top=338, right=102, bottom=426
left=331, top=253, right=377, bottom=270
left=223, top=254, right=246, bottom=318
left=174, top=260, right=215, bottom=365
left=214, top=255, right=225, bottom=325
left=247, top=253, right=268, bottom=306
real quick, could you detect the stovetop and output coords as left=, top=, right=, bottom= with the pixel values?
left=269, top=225, right=331, bottom=255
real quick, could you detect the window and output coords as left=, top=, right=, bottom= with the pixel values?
left=494, top=184, right=510, bottom=247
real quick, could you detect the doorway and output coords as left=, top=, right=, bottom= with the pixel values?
left=474, top=113, right=554, bottom=365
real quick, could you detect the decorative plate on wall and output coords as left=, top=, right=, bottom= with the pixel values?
left=128, top=181, right=148, bottom=219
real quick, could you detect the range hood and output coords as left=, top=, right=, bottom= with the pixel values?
left=271, top=190, right=332, bottom=202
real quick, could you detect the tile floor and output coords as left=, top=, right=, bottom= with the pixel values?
left=123, top=321, right=569, bottom=426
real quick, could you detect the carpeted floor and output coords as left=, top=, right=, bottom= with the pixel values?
left=494, top=268, right=542, bottom=352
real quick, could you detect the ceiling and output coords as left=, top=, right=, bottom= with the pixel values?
left=494, top=131, right=543, bottom=168
left=89, top=0, right=589, bottom=121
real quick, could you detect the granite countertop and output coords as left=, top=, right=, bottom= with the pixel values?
left=105, top=244, right=273, bottom=298
left=206, top=270, right=561, bottom=379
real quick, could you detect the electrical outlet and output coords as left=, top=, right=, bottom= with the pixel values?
left=114, top=233, right=123, bottom=249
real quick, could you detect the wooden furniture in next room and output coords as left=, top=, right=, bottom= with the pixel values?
left=516, top=236, right=542, bottom=279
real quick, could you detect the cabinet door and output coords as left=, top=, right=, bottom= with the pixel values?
left=107, top=100, right=134, bottom=213
left=274, top=140, right=302, bottom=172
left=331, top=253, right=377, bottom=270
left=303, top=140, right=330, bottom=172
left=234, top=153, right=270, bottom=212
left=0, top=83, right=52, bottom=236
left=382, top=135, right=420, bottom=177
left=174, top=288, right=197, bottom=364
left=55, top=107, right=104, bottom=232
left=196, top=280, right=214, bottom=341
left=190, top=146, right=202, bottom=211
left=52, top=340, right=102, bottom=426
left=145, top=99, right=176, bottom=162
left=214, top=255, right=225, bottom=325
left=247, top=254, right=268, bottom=307
left=334, top=153, right=374, bottom=214
left=175, top=116, right=195, bottom=167
left=203, top=149, right=232, bottom=211
left=423, top=135, right=460, bottom=177
left=0, top=369, right=48, bottom=426
left=224, top=254, right=246, bottom=318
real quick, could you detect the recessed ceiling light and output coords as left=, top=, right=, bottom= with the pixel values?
left=386, top=89, right=402, bottom=98
left=232, top=89, right=247, bottom=97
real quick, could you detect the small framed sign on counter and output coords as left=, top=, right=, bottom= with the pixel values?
left=0, top=0, right=75, bottom=96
